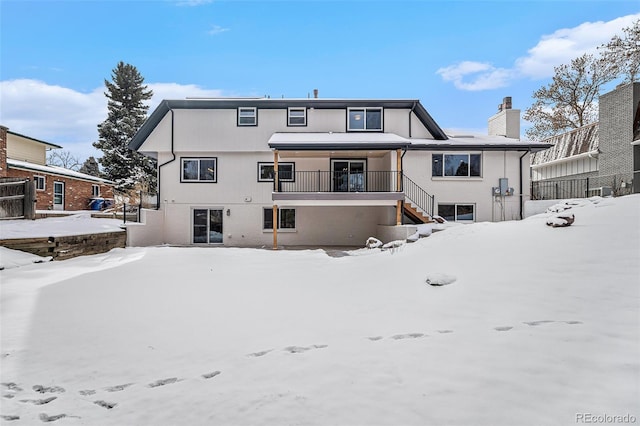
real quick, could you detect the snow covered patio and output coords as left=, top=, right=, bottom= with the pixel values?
left=1, top=195, right=639, bottom=425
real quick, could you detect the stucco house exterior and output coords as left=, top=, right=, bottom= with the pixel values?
left=127, top=95, right=548, bottom=248
left=530, top=82, right=640, bottom=198
left=0, top=126, right=114, bottom=212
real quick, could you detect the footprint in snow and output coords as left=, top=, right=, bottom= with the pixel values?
left=93, top=400, right=117, bottom=409
left=564, top=320, right=583, bottom=325
left=437, top=330, right=454, bottom=334
left=494, top=326, right=513, bottom=332
left=523, top=320, right=555, bottom=326
left=78, top=389, right=96, bottom=396
left=1, top=415, right=20, bottom=421
left=391, top=333, right=425, bottom=340
left=247, top=350, right=273, bottom=357
left=284, top=344, right=328, bottom=354
left=367, top=336, right=383, bottom=341
left=104, top=383, right=134, bottom=392
left=1, top=383, right=23, bottom=392
left=19, top=397, right=57, bottom=405
left=33, top=385, right=65, bottom=394
left=202, top=371, right=221, bottom=380
left=147, top=378, right=179, bottom=388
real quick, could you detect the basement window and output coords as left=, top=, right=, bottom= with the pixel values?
left=438, top=204, right=475, bottom=222
left=263, top=208, right=296, bottom=230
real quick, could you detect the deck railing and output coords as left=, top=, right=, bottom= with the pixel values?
left=274, top=170, right=400, bottom=193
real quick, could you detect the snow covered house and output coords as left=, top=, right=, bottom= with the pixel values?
left=127, top=94, right=548, bottom=248
left=0, top=126, right=114, bottom=212
left=530, top=82, right=640, bottom=198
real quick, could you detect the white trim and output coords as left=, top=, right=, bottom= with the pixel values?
left=531, top=150, right=599, bottom=169
left=238, top=107, right=257, bottom=126
left=631, top=139, right=640, bottom=146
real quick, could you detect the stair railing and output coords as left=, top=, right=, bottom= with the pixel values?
left=402, top=175, right=434, bottom=217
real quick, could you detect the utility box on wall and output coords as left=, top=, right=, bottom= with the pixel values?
left=492, top=178, right=514, bottom=196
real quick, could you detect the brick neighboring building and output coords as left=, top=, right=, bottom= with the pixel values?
left=531, top=82, right=640, bottom=195
left=0, top=126, right=114, bottom=211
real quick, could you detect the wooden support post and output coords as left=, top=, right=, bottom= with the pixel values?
left=272, top=205, right=278, bottom=250
left=396, top=199, right=402, bottom=225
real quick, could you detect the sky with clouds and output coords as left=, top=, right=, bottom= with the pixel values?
left=1, top=0, right=638, bottom=161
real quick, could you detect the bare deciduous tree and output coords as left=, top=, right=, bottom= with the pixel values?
left=599, top=19, right=640, bottom=84
left=524, top=54, right=615, bottom=141
left=47, top=150, right=82, bottom=171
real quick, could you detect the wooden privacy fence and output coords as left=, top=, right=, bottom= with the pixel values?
left=0, top=178, right=36, bottom=220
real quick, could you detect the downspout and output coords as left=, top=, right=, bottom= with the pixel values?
left=156, top=108, right=176, bottom=210
left=409, top=102, right=417, bottom=138
left=519, top=149, right=530, bottom=220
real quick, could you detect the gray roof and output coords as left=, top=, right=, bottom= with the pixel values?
left=530, top=123, right=599, bottom=165
left=128, top=98, right=449, bottom=150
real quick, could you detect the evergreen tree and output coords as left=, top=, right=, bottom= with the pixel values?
left=79, top=156, right=102, bottom=177
left=94, top=61, right=155, bottom=191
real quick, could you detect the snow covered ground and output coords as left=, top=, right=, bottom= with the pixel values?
left=1, top=195, right=639, bottom=425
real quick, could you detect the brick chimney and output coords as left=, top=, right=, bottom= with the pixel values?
left=0, top=125, right=8, bottom=178
left=488, top=96, right=520, bottom=139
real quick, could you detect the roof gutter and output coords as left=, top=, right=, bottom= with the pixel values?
left=531, top=149, right=599, bottom=169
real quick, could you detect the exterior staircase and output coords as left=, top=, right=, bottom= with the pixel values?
left=403, top=201, right=432, bottom=223
left=402, top=175, right=434, bottom=223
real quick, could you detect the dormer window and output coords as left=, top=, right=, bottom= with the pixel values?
left=238, top=107, right=257, bottom=126
left=348, top=107, right=382, bottom=131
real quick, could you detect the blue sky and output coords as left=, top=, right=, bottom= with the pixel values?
left=1, top=0, right=638, bottom=161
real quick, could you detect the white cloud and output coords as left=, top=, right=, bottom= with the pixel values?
left=438, top=13, right=640, bottom=91
left=436, top=61, right=513, bottom=91
left=207, top=25, right=229, bottom=35
left=516, top=14, right=640, bottom=79
left=0, top=79, right=229, bottom=160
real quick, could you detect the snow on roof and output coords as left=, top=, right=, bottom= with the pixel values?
left=530, top=123, right=599, bottom=166
left=409, top=130, right=551, bottom=151
left=7, top=159, right=113, bottom=184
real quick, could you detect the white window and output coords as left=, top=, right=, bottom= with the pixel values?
left=287, top=107, right=306, bottom=126
left=258, top=162, right=295, bottom=182
left=347, top=107, right=382, bottom=131
left=34, top=175, right=45, bottom=191
left=263, top=208, right=296, bottom=230
left=438, top=204, right=475, bottom=222
left=238, top=107, right=257, bottom=126
left=181, top=158, right=217, bottom=182
left=92, top=184, right=100, bottom=197
left=432, top=153, right=482, bottom=177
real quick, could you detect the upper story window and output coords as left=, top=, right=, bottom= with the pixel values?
left=182, top=157, right=217, bottom=182
left=348, top=107, right=382, bottom=131
left=288, top=107, right=307, bottom=126
left=238, top=107, right=257, bottom=126
left=34, top=175, right=45, bottom=191
left=92, top=184, right=100, bottom=197
left=432, top=153, right=481, bottom=177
